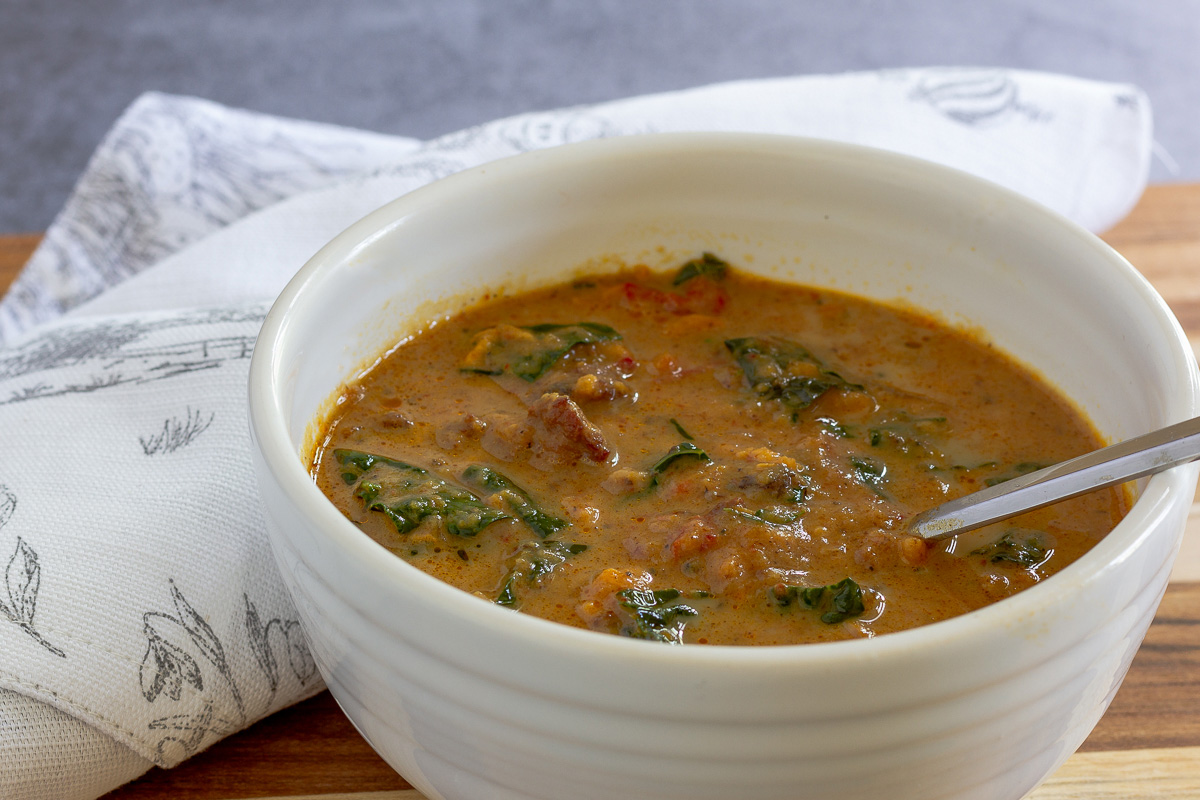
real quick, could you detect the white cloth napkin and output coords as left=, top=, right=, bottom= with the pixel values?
left=0, top=68, right=1152, bottom=799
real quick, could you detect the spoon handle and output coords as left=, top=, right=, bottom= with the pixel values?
left=909, top=415, right=1200, bottom=541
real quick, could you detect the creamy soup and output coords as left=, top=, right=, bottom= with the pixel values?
left=310, top=255, right=1127, bottom=645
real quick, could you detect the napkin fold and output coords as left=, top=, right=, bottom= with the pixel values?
left=0, top=68, right=1152, bottom=800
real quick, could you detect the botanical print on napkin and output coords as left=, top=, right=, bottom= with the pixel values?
left=0, top=93, right=420, bottom=344
left=0, top=484, right=63, bottom=659
left=0, top=303, right=321, bottom=766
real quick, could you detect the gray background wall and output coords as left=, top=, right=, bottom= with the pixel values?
left=3, top=0, right=1198, bottom=233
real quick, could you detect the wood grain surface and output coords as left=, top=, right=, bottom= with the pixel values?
left=3, top=183, right=1199, bottom=799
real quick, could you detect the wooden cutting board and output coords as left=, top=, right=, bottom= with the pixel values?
left=3, top=183, right=1200, bottom=799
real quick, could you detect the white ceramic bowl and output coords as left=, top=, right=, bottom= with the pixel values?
left=248, top=134, right=1199, bottom=800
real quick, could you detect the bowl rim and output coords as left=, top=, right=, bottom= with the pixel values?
left=249, top=131, right=1200, bottom=671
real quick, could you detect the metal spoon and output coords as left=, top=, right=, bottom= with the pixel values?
left=909, top=415, right=1200, bottom=541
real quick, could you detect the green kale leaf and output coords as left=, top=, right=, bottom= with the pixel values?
left=644, top=442, right=711, bottom=492
left=771, top=577, right=866, bottom=624
left=849, top=455, right=889, bottom=498
left=461, top=322, right=622, bottom=381
left=651, top=442, right=710, bottom=474
left=335, top=449, right=509, bottom=537
left=725, top=336, right=863, bottom=417
left=616, top=587, right=701, bottom=644
left=672, top=252, right=730, bottom=285
left=669, top=417, right=695, bottom=441
left=461, top=464, right=569, bottom=538
left=496, top=539, right=588, bottom=607
left=970, top=529, right=1052, bottom=568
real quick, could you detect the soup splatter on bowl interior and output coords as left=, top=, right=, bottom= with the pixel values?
left=309, top=254, right=1127, bottom=646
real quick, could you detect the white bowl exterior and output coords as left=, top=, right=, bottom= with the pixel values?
left=249, top=134, right=1200, bottom=800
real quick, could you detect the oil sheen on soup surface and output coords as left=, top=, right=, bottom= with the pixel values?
left=311, top=255, right=1126, bottom=646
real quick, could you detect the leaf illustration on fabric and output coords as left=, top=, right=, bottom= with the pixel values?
left=907, top=68, right=1049, bottom=128
left=0, top=91, right=418, bottom=343
left=148, top=699, right=218, bottom=764
left=140, top=407, right=215, bottom=455
left=243, top=593, right=318, bottom=696
left=284, top=620, right=318, bottom=684
left=168, top=579, right=246, bottom=721
left=140, top=613, right=205, bottom=703
left=244, top=594, right=280, bottom=693
left=0, top=485, right=20, bottom=626
left=170, top=583, right=221, bottom=665
left=141, top=580, right=267, bottom=764
left=140, top=579, right=249, bottom=766
left=0, top=527, right=66, bottom=658
left=0, top=485, right=14, bottom=530
left=6, top=538, right=40, bottom=627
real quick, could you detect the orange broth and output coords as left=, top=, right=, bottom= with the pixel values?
left=310, top=256, right=1127, bottom=645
